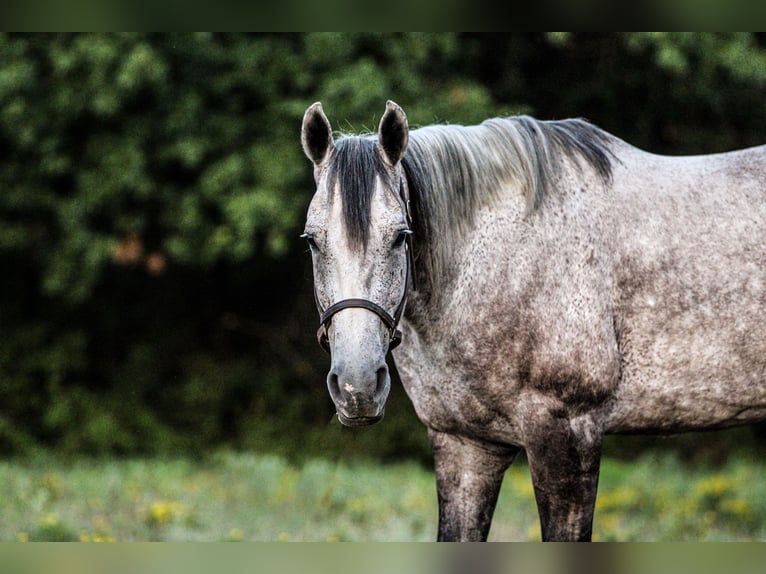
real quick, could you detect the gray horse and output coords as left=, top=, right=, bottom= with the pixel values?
left=300, top=100, right=766, bottom=541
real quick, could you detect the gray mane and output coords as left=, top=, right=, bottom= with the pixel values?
left=328, top=116, right=616, bottom=291
left=403, top=116, right=616, bottom=294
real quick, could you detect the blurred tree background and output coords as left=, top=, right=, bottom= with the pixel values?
left=1, top=33, right=765, bottom=461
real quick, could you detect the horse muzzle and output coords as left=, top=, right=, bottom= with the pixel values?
left=327, top=361, right=390, bottom=427
left=336, top=411, right=385, bottom=427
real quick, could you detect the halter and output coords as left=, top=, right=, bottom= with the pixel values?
left=313, top=179, right=415, bottom=355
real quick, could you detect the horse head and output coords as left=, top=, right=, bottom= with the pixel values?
left=301, top=101, right=412, bottom=427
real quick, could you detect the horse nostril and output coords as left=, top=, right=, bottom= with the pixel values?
left=327, top=371, right=341, bottom=402
left=375, top=365, right=389, bottom=400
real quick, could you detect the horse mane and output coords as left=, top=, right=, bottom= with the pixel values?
left=327, top=116, right=616, bottom=294
left=402, top=116, right=616, bottom=296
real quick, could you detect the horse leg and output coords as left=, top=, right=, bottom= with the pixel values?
left=522, top=410, right=603, bottom=541
left=429, top=429, right=519, bottom=541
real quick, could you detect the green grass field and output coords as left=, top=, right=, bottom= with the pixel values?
left=1, top=450, right=765, bottom=542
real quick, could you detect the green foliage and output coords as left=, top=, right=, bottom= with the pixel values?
left=591, top=454, right=766, bottom=541
left=2, top=451, right=766, bottom=541
left=0, top=452, right=438, bottom=541
left=626, top=32, right=766, bottom=83
left=1, top=33, right=766, bottom=459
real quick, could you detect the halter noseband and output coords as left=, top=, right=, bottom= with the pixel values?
left=314, top=180, right=415, bottom=355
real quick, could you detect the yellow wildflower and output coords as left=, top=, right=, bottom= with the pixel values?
left=226, top=528, right=244, bottom=542
left=40, top=513, right=60, bottom=528
left=146, top=501, right=186, bottom=526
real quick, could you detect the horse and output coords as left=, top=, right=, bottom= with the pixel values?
left=299, top=100, right=766, bottom=541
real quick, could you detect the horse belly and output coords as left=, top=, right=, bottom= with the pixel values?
left=606, top=215, right=766, bottom=431
left=606, top=323, right=766, bottom=434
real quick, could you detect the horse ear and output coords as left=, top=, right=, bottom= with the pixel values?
left=301, top=102, right=335, bottom=166
left=378, top=100, right=409, bottom=166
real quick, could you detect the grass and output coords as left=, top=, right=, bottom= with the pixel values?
left=1, top=450, right=765, bottom=541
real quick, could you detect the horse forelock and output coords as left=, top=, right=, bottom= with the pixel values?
left=327, top=136, right=389, bottom=251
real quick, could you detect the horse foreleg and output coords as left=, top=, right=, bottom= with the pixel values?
left=429, top=429, right=519, bottom=541
left=523, top=410, right=603, bottom=541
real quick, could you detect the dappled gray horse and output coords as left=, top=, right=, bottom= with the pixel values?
left=300, top=101, right=766, bottom=541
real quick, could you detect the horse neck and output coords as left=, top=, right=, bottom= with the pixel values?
left=402, top=126, right=518, bottom=309
left=402, top=118, right=616, bottom=312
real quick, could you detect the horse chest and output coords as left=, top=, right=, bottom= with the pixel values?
left=395, top=318, right=540, bottom=444
left=394, top=268, right=621, bottom=442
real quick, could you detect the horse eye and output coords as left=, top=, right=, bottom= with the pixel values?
left=300, top=233, right=318, bottom=251
left=392, top=229, right=412, bottom=249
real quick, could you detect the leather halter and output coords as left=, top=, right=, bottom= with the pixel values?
left=314, top=250, right=411, bottom=353
left=314, top=180, right=415, bottom=355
